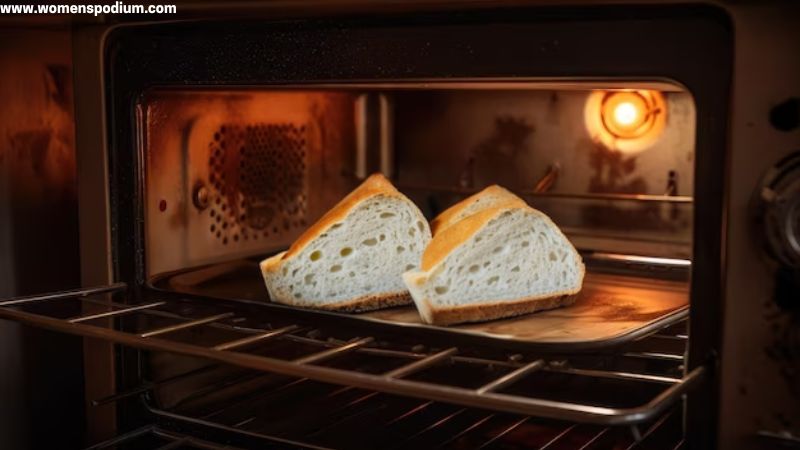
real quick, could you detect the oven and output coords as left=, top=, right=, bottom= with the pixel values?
left=0, top=1, right=798, bottom=449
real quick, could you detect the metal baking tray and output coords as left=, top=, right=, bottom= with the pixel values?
left=153, top=256, right=689, bottom=351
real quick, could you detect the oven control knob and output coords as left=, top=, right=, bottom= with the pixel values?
left=755, top=151, right=800, bottom=311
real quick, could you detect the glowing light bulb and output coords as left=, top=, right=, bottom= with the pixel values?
left=613, top=102, right=639, bottom=126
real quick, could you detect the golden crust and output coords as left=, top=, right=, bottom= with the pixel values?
left=259, top=251, right=286, bottom=275
left=283, top=173, right=404, bottom=260
left=260, top=173, right=423, bottom=313
left=423, top=293, right=579, bottom=326
left=273, top=291, right=411, bottom=313
left=430, top=185, right=527, bottom=235
left=421, top=203, right=523, bottom=271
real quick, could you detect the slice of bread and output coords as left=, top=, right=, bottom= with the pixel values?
left=260, top=174, right=432, bottom=312
left=430, top=185, right=527, bottom=235
left=403, top=203, right=584, bottom=325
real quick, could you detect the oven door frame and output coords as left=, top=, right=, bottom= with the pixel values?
left=98, top=5, right=732, bottom=448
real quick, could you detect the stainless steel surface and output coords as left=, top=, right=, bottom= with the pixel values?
left=68, top=301, right=166, bottom=323
left=0, top=283, right=125, bottom=307
left=400, top=183, right=694, bottom=203
left=0, top=287, right=702, bottom=426
left=384, top=348, right=459, bottom=379
left=155, top=261, right=690, bottom=350
left=624, top=351, right=685, bottom=362
left=139, top=313, right=236, bottom=338
left=212, top=325, right=299, bottom=351
left=475, top=360, right=546, bottom=394
left=293, top=337, right=374, bottom=365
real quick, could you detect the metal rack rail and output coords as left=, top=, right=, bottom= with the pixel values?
left=0, top=284, right=703, bottom=428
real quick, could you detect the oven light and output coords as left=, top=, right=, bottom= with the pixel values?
left=613, top=102, right=639, bottom=126
left=584, top=89, right=667, bottom=154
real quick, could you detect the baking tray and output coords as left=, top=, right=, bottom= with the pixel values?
left=152, top=258, right=689, bottom=351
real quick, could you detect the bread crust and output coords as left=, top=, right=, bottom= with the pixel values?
left=273, top=290, right=411, bottom=312
left=423, top=203, right=538, bottom=271
left=409, top=202, right=586, bottom=326
left=260, top=173, right=428, bottom=313
left=430, top=185, right=526, bottom=235
left=259, top=250, right=286, bottom=275
left=422, top=204, right=582, bottom=272
left=423, top=293, right=579, bottom=326
left=305, top=291, right=410, bottom=312
left=283, top=173, right=406, bottom=260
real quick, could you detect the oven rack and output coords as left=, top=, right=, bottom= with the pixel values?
left=97, top=397, right=686, bottom=450
left=0, top=284, right=704, bottom=427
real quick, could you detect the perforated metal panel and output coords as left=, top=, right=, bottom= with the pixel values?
left=142, top=90, right=357, bottom=277
left=206, top=123, right=309, bottom=246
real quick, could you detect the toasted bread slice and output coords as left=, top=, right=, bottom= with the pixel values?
left=403, top=204, right=584, bottom=325
left=260, top=174, right=431, bottom=312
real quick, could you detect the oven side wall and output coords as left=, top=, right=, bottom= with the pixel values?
left=721, top=3, right=800, bottom=448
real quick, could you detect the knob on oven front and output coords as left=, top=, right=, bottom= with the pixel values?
left=755, top=151, right=800, bottom=311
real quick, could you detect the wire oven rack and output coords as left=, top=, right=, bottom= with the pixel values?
left=86, top=405, right=687, bottom=449
left=0, top=283, right=703, bottom=431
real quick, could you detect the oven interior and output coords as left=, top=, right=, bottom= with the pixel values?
left=74, top=81, right=699, bottom=448
left=143, top=82, right=695, bottom=279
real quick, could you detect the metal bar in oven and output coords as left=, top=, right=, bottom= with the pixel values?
left=384, top=347, right=458, bottom=379
left=434, top=414, right=495, bottom=449
left=83, top=425, right=154, bottom=450
left=213, top=325, right=299, bottom=351
left=153, top=437, right=191, bottom=450
left=0, top=306, right=706, bottom=425
left=476, top=416, right=530, bottom=449
left=385, top=401, right=434, bottom=426
left=543, top=367, right=680, bottom=385
left=152, top=429, right=251, bottom=450
left=623, top=351, right=684, bottom=362
left=150, top=408, right=335, bottom=450
left=476, top=359, right=545, bottom=394
left=538, top=424, right=578, bottom=450
left=648, top=334, right=689, bottom=341
left=625, top=407, right=676, bottom=449
left=577, top=427, right=611, bottom=450
left=394, top=408, right=467, bottom=447
left=0, top=282, right=126, bottom=307
left=397, top=183, right=693, bottom=203
left=139, top=312, right=235, bottom=338
left=68, top=301, right=166, bottom=323
left=200, top=377, right=310, bottom=421
left=294, top=337, right=374, bottom=365
left=92, top=363, right=221, bottom=406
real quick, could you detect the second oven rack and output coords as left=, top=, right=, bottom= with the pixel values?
left=0, top=283, right=703, bottom=427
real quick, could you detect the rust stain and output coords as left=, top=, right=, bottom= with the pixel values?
left=587, top=140, right=647, bottom=194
